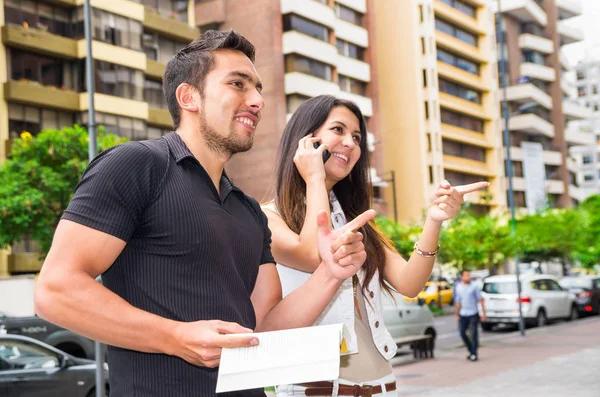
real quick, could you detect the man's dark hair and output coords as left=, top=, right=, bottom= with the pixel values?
left=460, top=269, right=470, bottom=276
left=163, top=29, right=256, bottom=129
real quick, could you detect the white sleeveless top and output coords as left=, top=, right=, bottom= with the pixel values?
left=263, top=192, right=396, bottom=361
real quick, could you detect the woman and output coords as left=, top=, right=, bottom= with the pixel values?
left=263, top=95, right=488, bottom=396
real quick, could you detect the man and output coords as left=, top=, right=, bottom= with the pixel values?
left=455, top=269, right=486, bottom=361
left=34, top=30, right=374, bottom=397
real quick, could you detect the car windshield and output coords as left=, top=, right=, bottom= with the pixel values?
left=559, top=278, right=593, bottom=290
left=423, top=284, right=437, bottom=293
left=483, top=281, right=518, bottom=294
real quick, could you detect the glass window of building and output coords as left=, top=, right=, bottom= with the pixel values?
left=80, top=61, right=144, bottom=101
left=339, top=75, right=367, bottom=96
left=520, top=22, right=545, bottom=36
left=439, top=0, right=476, bottom=18
left=88, top=8, right=142, bottom=51
left=522, top=50, right=545, bottom=65
left=435, top=18, right=477, bottom=46
left=286, top=94, right=311, bottom=114
left=442, top=139, right=486, bottom=162
left=336, top=39, right=365, bottom=61
left=8, top=103, right=74, bottom=138
left=9, top=49, right=79, bottom=90
left=334, top=3, right=363, bottom=26
left=77, top=112, right=147, bottom=140
left=440, top=109, right=483, bottom=132
left=439, top=79, right=481, bottom=103
left=144, top=79, right=167, bottom=108
left=445, top=170, right=488, bottom=186
left=147, top=126, right=171, bottom=139
left=141, top=0, right=188, bottom=22
left=282, top=14, right=329, bottom=41
left=4, top=0, right=77, bottom=37
left=285, top=55, right=332, bottom=81
left=437, top=49, right=479, bottom=74
left=576, top=70, right=585, bottom=80
left=578, top=86, right=586, bottom=97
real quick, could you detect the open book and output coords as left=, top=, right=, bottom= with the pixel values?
left=216, top=323, right=351, bottom=393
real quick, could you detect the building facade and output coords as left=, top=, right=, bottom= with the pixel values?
left=373, top=0, right=506, bottom=222
left=494, top=0, right=589, bottom=209
left=0, top=0, right=198, bottom=275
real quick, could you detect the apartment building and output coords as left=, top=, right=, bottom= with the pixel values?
left=0, top=0, right=198, bottom=275
left=494, top=0, right=589, bottom=209
left=373, top=0, right=506, bottom=222
left=195, top=0, right=385, bottom=205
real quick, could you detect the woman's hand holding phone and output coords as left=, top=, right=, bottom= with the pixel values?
left=293, top=134, right=330, bottom=183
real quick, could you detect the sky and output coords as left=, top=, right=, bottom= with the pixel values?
left=561, top=0, right=600, bottom=67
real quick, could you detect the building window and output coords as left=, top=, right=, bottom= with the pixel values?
left=77, top=112, right=147, bottom=140
left=439, top=79, right=481, bottom=103
left=338, top=75, right=367, bottom=96
left=522, top=50, right=545, bottom=66
left=435, top=18, right=477, bottom=46
left=440, top=109, right=483, bottom=132
left=520, top=22, right=545, bottom=36
left=583, top=155, right=592, bottom=164
left=9, top=49, right=78, bottom=90
left=584, top=174, right=594, bottom=181
left=86, top=8, right=143, bottom=51
left=286, top=94, right=311, bottom=114
left=445, top=170, right=489, bottom=186
left=578, top=86, right=587, bottom=97
left=577, top=70, right=585, bottom=80
left=142, top=32, right=187, bottom=63
left=4, top=0, right=75, bottom=38
left=285, top=55, right=332, bottom=80
left=334, top=3, right=363, bottom=26
left=283, top=14, right=329, bottom=41
left=336, top=39, right=365, bottom=61
left=147, top=126, right=171, bottom=139
left=442, top=139, right=486, bottom=162
left=437, top=49, right=479, bottom=75
left=81, top=60, right=144, bottom=101
left=141, top=0, right=188, bottom=22
left=439, top=0, right=476, bottom=18
left=144, top=79, right=167, bottom=108
left=8, top=103, right=74, bottom=138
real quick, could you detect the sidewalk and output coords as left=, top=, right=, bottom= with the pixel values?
left=392, top=316, right=600, bottom=396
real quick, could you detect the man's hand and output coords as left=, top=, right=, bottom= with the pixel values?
left=428, top=180, right=490, bottom=223
left=172, top=320, right=258, bottom=368
left=480, top=313, right=487, bottom=322
left=316, top=209, right=376, bottom=280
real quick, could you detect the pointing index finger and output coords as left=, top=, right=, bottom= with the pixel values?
left=341, top=209, right=376, bottom=233
left=455, top=181, right=490, bottom=195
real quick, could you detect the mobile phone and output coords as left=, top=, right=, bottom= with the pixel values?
left=313, top=142, right=332, bottom=163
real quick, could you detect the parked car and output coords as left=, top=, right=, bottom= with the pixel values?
left=481, top=274, right=578, bottom=331
left=559, top=276, right=600, bottom=316
left=405, top=281, right=453, bottom=307
left=0, top=334, right=108, bottom=397
left=0, top=313, right=95, bottom=359
left=382, top=291, right=437, bottom=350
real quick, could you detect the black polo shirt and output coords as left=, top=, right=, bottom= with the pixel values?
left=62, top=132, right=273, bottom=397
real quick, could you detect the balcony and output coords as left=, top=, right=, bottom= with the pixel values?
left=143, top=8, right=199, bottom=42
left=336, top=0, right=367, bottom=13
left=2, top=24, right=78, bottom=59
left=565, top=126, right=596, bottom=146
left=435, top=31, right=485, bottom=64
left=556, top=0, right=583, bottom=20
left=506, top=83, right=552, bottom=109
left=4, top=80, right=80, bottom=111
left=520, top=62, right=556, bottom=82
left=146, top=59, right=166, bottom=80
left=148, top=107, right=173, bottom=128
left=334, top=19, right=369, bottom=48
left=558, top=21, right=583, bottom=45
left=7, top=253, right=42, bottom=273
left=563, top=100, right=592, bottom=121
left=282, top=31, right=338, bottom=67
left=284, top=72, right=339, bottom=98
left=569, top=185, right=587, bottom=203
left=336, top=91, right=373, bottom=117
left=438, top=92, right=487, bottom=120
left=194, top=0, right=226, bottom=27
left=434, top=0, right=483, bottom=35
left=518, top=34, right=554, bottom=54
left=280, top=0, right=336, bottom=29
left=547, top=179, right=566, bottom=194
left=437, top=61, right=486, bottom=92
left=337, top=56, right=370, bottom=83
left=494, top=0, right=547, bottom=26
left=508, top=147, right=563, bottom=166
left=508, top=113, right=555, bottom=138
left=442, top=155, right=494, bottom=177
left=561, top=75, right=576, bottom=97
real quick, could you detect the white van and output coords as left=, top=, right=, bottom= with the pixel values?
left=481, top=274, right=578, bottom=330
left=382, top=291, right=437, bottom=345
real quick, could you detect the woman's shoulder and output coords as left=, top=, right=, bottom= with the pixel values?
left=260, top=201, right=279, bottom=214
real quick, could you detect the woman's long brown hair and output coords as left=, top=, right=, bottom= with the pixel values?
left=272, top=95, right=396, bottom=294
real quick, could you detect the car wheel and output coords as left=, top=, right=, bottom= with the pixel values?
left=535, top=309, right=547, bottom=327
left=424, top=327, right=436, bottom=351
left=567, top=305, right=579, bottom=322
left=481, top=322, right=493, bottom=332
left=86, top=387, right=109, bottom=397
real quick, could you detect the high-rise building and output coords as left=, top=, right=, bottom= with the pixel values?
left=0, top=0, right=199, bottom=275
left=570, top=58, right=600, bottom=199
left=372, top=0, right=507, bottom=222
left=494, top=0, right=589, bottom=209
left=195, top=0, right=385, bottom=205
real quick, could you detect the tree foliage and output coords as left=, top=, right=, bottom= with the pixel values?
left=0, top=125, right=128, bottom=256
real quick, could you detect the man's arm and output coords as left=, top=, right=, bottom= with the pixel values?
left=35, top=221, right=257, bottom=368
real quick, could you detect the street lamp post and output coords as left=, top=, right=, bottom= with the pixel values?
left=496, top=0, right=526, bottom=336
left=83, top=0, right=104, bottom=395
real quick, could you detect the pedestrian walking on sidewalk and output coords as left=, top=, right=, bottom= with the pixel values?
left=455, top=270, right=487, bottom=361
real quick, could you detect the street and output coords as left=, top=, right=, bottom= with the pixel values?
left=390, top=315, right=600, bottom=396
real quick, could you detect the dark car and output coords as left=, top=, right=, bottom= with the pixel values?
left=559, top=276, right=600, bottom=316
left=0, top=334, right=108, bottom=397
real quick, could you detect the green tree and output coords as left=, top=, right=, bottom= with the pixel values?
left=375, top=216, right=423, bottom=259
left=572, top=195, right=600, bottom=269
left=436, top=206, right=514, bottom=274
left=0, top=125, right=128, bottom=256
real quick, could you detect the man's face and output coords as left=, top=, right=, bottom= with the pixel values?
left=462, top=271, right=471, bottom=284
left=197, top=49, right=264, bottom=156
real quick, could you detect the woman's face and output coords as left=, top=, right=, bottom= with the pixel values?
left=312, top=106, right=363, bottom=183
